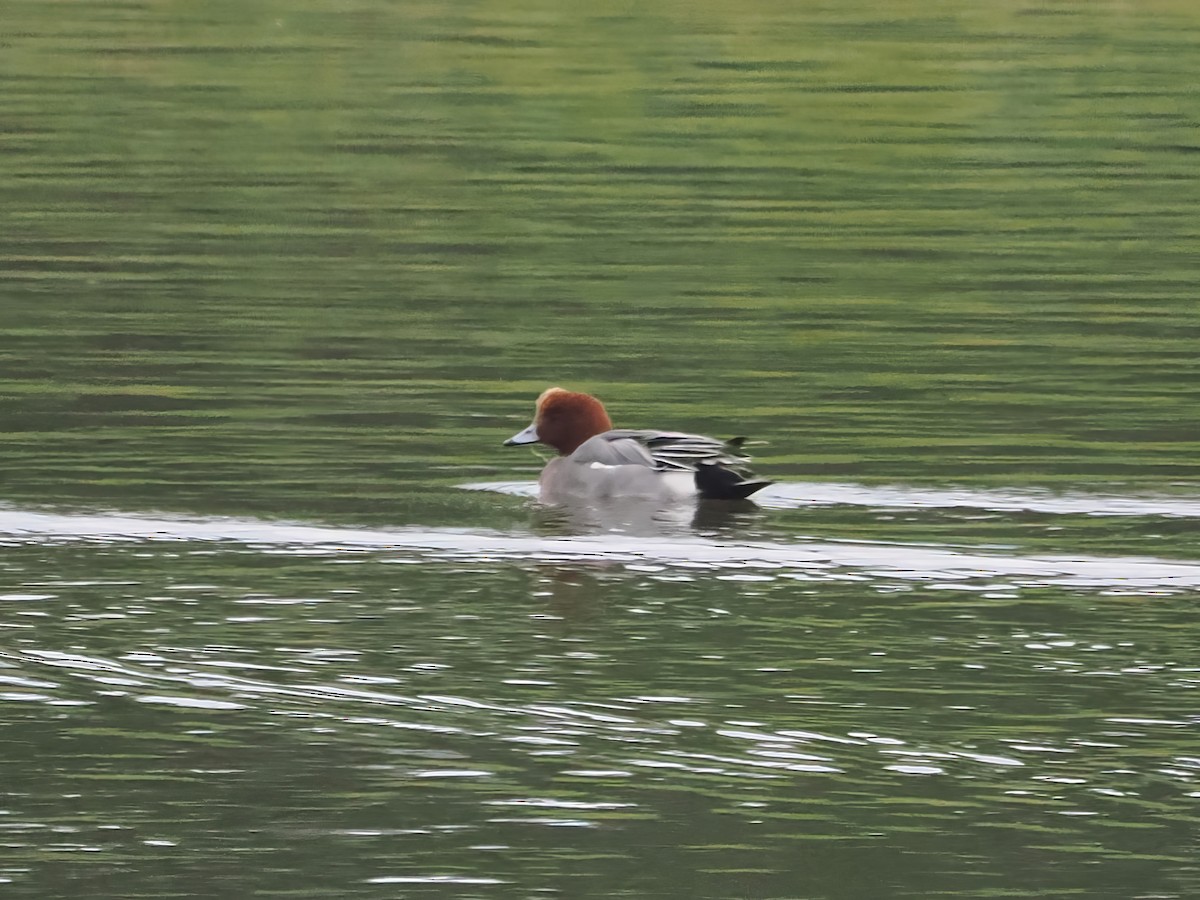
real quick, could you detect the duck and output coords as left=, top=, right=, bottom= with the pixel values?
left=503, top=387, right=772, bottom=503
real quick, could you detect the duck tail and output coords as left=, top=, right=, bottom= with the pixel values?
left=693, top=462, right=773, bottom=500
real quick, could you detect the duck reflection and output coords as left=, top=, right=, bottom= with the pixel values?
left=528, top=494, right=764, bottom=538
left=517, top=496, right=765, bottom=619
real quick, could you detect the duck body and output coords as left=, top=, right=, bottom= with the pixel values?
left=503, top=388, right=771, bottom=504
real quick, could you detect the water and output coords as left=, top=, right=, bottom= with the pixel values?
left=2, top=1, right=1200, bottom=897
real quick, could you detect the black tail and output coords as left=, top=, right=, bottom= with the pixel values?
left=693, top=462, right=773, bottom=501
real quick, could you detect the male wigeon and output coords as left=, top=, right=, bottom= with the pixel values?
left=504, top=387, right=772, bottom=503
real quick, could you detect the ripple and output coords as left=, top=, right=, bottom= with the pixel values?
left=369, top=883, right=511, bottom=888
left=134, top=695, right=247, bottom=710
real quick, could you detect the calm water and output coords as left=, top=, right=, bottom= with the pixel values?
left=2, top=1, right=1200, bottom=897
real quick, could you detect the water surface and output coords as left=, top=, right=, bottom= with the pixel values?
left=2, top=0, right=1199, bottom=897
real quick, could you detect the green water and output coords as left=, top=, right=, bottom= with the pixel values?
left=2, top=1, right=1199, bottom=897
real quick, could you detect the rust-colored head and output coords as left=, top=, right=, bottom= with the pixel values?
left=504, top=387, right=614, bottom=455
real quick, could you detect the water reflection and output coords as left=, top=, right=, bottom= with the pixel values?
left=526, top=565, right=619, bottom=621
left=528, top=492, right=765, bottom=537
left=5, top=629, right=1197, bottom=819
left=3, top=507, right=1199, bottom=897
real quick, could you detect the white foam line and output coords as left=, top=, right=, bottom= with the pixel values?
left=760, top=482, right=1200, bottom=518
left=0, top=505, right=1198, bottom=589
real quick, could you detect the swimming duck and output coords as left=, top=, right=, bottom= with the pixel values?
left=504, top=387, right=772, bottom=503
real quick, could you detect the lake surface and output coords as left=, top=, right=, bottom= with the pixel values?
left=2, top=1, right=1199, bottom=897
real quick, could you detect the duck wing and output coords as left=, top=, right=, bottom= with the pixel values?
left=631, top=430, right=751, bottom=471
left=629, top=430, right=772, bottom=499
left=590, top=430, right=750, bottom=471
left=571, top=430, right=772, bottom=500
left=569, top=432, right=659, bottom=468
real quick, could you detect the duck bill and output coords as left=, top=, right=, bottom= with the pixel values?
left=503, top=422, right=540, bottom=446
